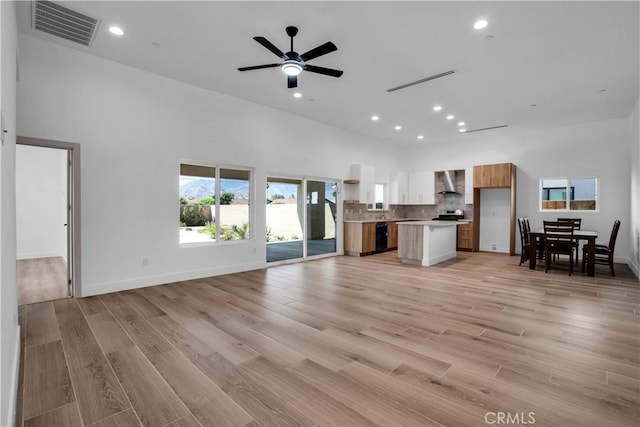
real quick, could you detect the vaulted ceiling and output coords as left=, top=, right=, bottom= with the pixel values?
left=16, top=1, right=640, bottom=144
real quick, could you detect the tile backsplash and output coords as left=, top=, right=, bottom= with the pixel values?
left=343, top=203, right=473, bottom=221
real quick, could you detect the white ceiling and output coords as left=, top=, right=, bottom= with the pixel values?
left=16, top=1, right=640, bottom=145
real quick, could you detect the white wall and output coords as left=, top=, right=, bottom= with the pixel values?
left=16, top=34, right=401, bottom=297
left=479, top=188, right=511, bottom=253
left=16, top=144, right=68, bottom=262
left=629, top=98, right=639, bottom=277
left=403, top=118, right=633, bottom=264
left=0, top=2, right=19, bottom=426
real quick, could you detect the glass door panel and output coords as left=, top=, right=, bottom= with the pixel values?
left=266, top=177, right=304, bottom=262
left=306, top=180, right=337, bottom=257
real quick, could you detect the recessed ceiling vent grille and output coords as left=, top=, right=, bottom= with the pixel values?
left=463, top=124, right=508, bottom=133
left=31, top=0, right=100, bottom=47
left=386, top=70, right=455, bottom=93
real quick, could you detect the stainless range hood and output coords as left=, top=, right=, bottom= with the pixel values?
left=438, top=170, right=459, bottom=194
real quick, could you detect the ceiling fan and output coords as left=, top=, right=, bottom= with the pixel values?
left=238, top=26, right=343, bottom=89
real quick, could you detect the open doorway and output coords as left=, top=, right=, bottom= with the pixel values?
left=16, top=137, right=81, bottom=305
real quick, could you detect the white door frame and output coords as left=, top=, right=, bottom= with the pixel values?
left=17, top=136, right=81, bottom=297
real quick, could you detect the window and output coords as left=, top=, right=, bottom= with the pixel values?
left=368, top=183, right=386, bottom=210
left=540, top=177, right=597, bottom=211
left=179, top=163, right=252, bottom=244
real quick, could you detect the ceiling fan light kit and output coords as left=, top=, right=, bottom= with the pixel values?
left=238, top=26, right=343, bottom=89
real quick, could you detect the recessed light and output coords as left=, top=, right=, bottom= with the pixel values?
left=293, top=92, right=302, bottom=98
left=459, top=129, right=467, bottom=133
left=457, top=122, right=465, bottom=126
left=474, top=19, right=488, bottom=30
left=371, top=115, right=379, bottom=121
left=446, top=115, right=455, bottom=120
left=417, top=135, right=424, bottom=140
left=108, top=26, right=124, bottom=36
left=394, top=125, right=402, bottom=130
left=433, top=105, right=442, bottom=112
left=485, top=35, right=494, bottom=40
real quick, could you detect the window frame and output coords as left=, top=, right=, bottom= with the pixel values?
left=539, top=176, right=599, bottom=213
left=179, top=160, right=254, bottom=247
left=367, top=182, right=387, bottom=211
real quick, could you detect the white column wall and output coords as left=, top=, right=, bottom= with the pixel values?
left=16, top=34, right=401, bottom=296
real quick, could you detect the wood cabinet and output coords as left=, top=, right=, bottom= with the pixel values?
left=344, top=222, right=376, bottom=255
left=457, top=222, right=473, bottom=251
left=473, top=163, right=513, bottom=188
left=387, top=221, right=398, bottom=249
left=408, top=171, right=435, bottom=204
left=345, top=221, right=398, bottom=255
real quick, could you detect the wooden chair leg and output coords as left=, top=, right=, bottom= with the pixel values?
left=569, top=252, right=573, bottom=276
left=609, top=255, right=615, bottom=276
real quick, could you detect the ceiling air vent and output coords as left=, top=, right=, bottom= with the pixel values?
left=386, top=70, right=455, bottom=93
left=462, top=124, right=508, bottom=133
left=31, top=0, right=100, bottom=47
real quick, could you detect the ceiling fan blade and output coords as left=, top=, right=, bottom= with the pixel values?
left=238, top=63, right=281, bottom=71
left=253, top=36, right=284, bottom=58
left=300, top=41, right=337, bottom=62
left=303, top=64, right=344, bottom=78
left=288, top=75, right=298, bottom=88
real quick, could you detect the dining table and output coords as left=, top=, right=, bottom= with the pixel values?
left=528, top=229, right=598, bottom=276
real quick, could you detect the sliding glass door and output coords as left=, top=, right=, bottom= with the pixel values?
left=306, top=180, right=337, bottom=257
left=266, top=177, right=304, bottom=262
left=266, top=176, right=338, bottom=263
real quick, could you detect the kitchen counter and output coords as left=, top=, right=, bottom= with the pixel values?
left=397, top=221, right=464, bottom=266
left=344, top=218, right=472, bottom=224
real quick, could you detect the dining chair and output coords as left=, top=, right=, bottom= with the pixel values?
left=582, top=220, right=621, bottom=276
left=557, top=218, right=581, bottom=265
left=517, top=218, right=530, bottom=266
left=543, top=220, right=575, bottom=275
left=524, top=217, right=544, bottom=259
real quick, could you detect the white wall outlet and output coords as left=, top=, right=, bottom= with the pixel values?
left=142, top=257, right=149, bottom=266
left=491, top=244, right=497, bottom=250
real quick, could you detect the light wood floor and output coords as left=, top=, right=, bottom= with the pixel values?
left=18, top=257, right=69, bottom=306
left=16, top=252, right=640, bottom=427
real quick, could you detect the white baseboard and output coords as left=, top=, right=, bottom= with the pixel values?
left=628, top=257, right=640, bottom=280
left=16, top=252, right=64, bottom=260
left=479, top=245, right=509, bottom=254
left=4, top=326, right=21, bottom=427
left=81, top=261, right=267, bottom=297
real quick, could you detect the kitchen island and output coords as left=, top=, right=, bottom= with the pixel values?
left=397, top=220, right=467, bottom=266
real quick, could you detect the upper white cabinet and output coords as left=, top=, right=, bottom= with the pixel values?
left=345, top=163, right=375, bottom=204
left=408, top=171, right=435, bottom=205
left=389, top=171, right=409, bottom=204
left=465, top=167, right=474, bottom=204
